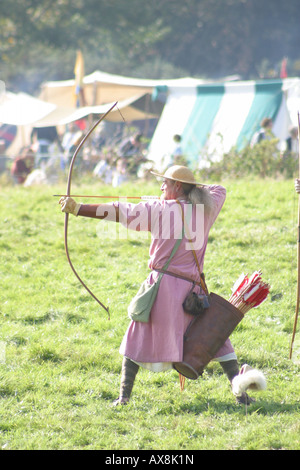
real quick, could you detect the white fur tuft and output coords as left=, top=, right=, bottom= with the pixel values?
left=232, top=364, right=267, bottom=397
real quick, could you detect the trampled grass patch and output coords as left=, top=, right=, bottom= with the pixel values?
left=0, top=179, right=299, bottom=450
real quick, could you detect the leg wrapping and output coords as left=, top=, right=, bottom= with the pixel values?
left=118, top=357, right=139, bottom=402
left=220, top=359, right=240, bottom=383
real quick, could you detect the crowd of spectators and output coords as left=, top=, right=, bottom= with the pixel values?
left=2, top=115, right=299, bottom=186
left=7, top=119, right=155, bottom=186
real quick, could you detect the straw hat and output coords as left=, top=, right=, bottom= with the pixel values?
left=151, top=165, right=201, bottom=185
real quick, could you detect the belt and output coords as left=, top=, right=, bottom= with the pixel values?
left=153, top=268, right=202, bottom=287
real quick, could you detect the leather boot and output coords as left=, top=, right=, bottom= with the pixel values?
left=113, top=357, right=139, bottom=405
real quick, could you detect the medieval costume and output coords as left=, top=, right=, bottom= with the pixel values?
left=59, top=165, right=257, bottom=406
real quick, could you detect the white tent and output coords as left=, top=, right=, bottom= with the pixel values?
left=0, top=90, right=163, bottom=128
left=0, top=91, right=56, bottom=126
left=3, top=71, right=298, bottom=165
left=0, top=89, right=165, bottom=155
left=148, top=78, right=300, bottom=171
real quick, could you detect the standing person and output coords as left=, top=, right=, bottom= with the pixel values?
left=31, top=126, right=62, bottom=168
left=11, top=146, right=34, bottom=184
left=170, top=134, right=184, bottom=164
left=118, top=133, right=143, bottom=159
left=250, top=117, right=273, bottom=147
left=286, top=127, right=298, bottom=154
left=162, top=134, right=185, bottom=168
left=59, top=165, right=254, bottom=406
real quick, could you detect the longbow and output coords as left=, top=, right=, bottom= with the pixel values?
left=289, top=111, right=300, bottom=359
left=64, top=102, right=118, bottom=320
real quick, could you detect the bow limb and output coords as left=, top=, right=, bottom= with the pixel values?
left=289, top=111, right=300, bottom=359
left=64, top=102, right=118, bottom=319
left=64, top=211, right=110, bottom=317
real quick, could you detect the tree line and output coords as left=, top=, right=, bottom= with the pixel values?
left=1, top=0, right=300, bottom=95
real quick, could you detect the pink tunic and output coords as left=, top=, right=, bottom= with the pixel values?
left=115, top=185, right=235, bottom=365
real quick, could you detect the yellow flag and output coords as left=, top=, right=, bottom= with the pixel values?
left=74, top=50, right=85, bottom=107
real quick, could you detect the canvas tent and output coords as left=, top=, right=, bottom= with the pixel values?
left=0, top=71, right=205, bottom=155
left=32, top=93, right=164, bottom=126
left=0, top=91, right=57, bottom=126
left=37, top=71, right=207, bottom=125
left=37, top=69, right=176, bottom=125
left=0, top=91, right=154, bottom=155
left=148, top=78, right=300, bottom=171
left=2, top=72, right=299, bottom=165
left=0, top=73, right=169, bottom=155
left=39, top=70, right=162, bottom=108
left=39, top=70, right=202, bottom=108
left=0, top=91, right=163, bottom=128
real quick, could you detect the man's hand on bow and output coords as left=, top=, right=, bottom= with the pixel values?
left=59, top=197, right=81, bottom=216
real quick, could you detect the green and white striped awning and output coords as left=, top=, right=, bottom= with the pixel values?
left=149, top=78, right=299, bottom=170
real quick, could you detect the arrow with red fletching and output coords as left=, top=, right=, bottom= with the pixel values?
left=229, top=270, right=270, bottom=314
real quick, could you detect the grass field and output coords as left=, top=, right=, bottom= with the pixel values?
left=0, top=177, right=299, bottom=450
